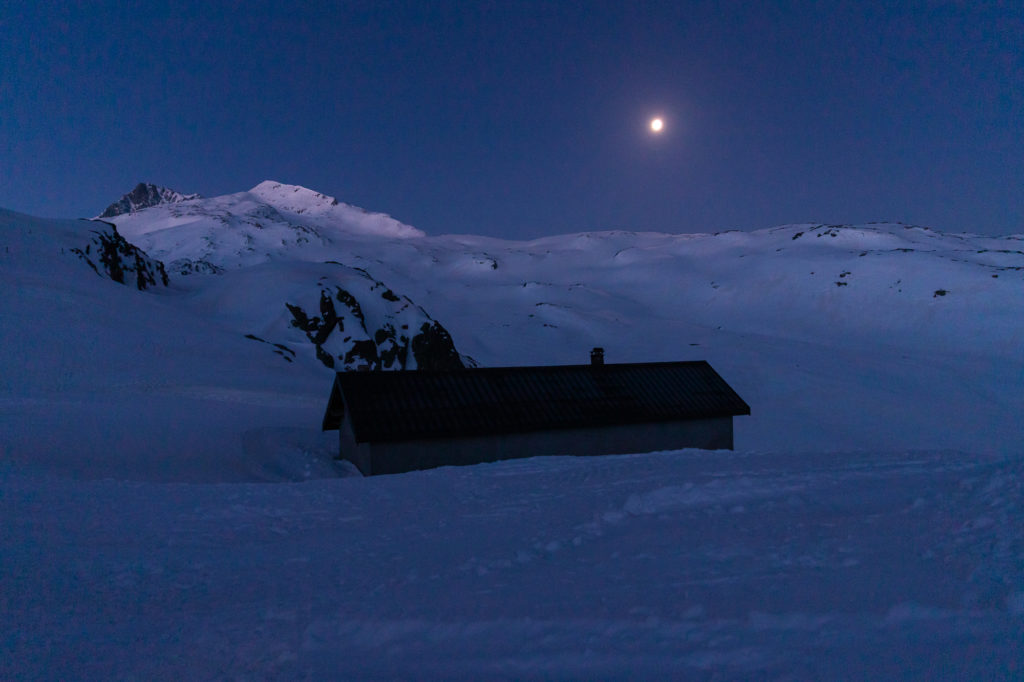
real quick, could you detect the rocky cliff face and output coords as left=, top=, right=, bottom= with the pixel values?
left=98, top=183, right=200, bottom=218
left=280, top=265, right=465, bottom=371
left=71, top=220, right=169, bottom=290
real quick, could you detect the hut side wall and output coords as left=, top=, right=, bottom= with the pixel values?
left=359, top=417, right=734, bottom=476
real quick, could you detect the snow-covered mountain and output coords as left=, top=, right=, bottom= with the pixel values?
left=8, top=180, right=1023, bottom=454
left=106, top=180, right=423, bottom=273
left=94, top=181, right=463, bottom=372
left=100, top=181, right=1024, bottom=365
left=2, top=184, right=1023, bottom=678
left=97, top=182, right=201, bottom=218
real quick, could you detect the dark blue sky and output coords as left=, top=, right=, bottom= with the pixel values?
left=2, top=1, right=1021, bottom=237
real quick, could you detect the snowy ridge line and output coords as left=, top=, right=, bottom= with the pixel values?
left=91, top=181, right=1024, bottom=363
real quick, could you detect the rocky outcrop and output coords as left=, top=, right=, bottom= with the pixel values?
left=411, top=321, right=464, bottom=370
left=282, top=267, right=464, bottom=371
left=71, top=220, right=169, bottom=290
left=167, top=258, right=224, bottom=276
left=98, top=183, right=200, bottom=218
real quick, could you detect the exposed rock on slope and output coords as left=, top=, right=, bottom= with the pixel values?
left=71, top=220, right=169, bottom=290
left=98, top=182, right=200, bottom=218
left=410, top=321, right=464, bottom=370
left=279, top=265, right=464, bottom=371
left=166, top=258, right=224, bottom=276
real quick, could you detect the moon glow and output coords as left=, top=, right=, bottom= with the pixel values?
left=650, top=117, right=664, bottom=133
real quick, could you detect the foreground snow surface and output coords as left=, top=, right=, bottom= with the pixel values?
left=4, top=449, right=1023, bottom=679
left=3, top=202, right=1023, bottom=678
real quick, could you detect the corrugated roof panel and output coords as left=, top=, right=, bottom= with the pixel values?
left=324, top=361, right=750, bottom=443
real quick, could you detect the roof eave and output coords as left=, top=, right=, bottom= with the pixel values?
left=349, top=407, right=751, bottom=444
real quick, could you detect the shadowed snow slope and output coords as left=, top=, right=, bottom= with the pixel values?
left=2, top=194, right=1023, bottom=679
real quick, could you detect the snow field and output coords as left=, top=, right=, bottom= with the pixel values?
left=3, top=194, right=1023, bottom=678
left=3, top=450, right=1022, bottom=678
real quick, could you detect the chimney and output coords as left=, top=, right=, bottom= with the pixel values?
left=590, top=347, right=605, bottom=366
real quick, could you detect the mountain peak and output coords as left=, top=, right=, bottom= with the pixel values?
left=98, top=182, right=200, bottom=218
left=248, top=181, right=340, bottom=213
left=245, top=180, right=425, bottom=238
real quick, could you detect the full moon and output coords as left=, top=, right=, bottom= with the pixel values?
left=650, top=117, right=664, bottom=133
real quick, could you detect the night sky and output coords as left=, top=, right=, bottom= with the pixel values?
left=2, top=1, right=1021, bottom=238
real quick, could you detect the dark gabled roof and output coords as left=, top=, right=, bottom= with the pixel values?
left=323, top=361, right=750, bottom=443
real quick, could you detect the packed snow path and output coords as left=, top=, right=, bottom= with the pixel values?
left=4, top=449, right=1022, bottom=679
